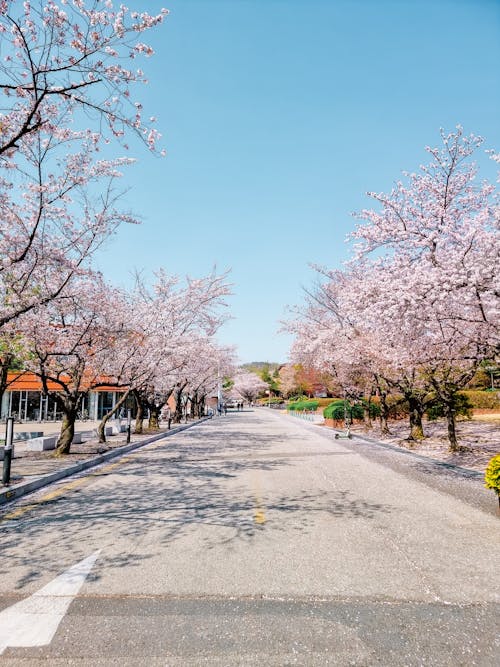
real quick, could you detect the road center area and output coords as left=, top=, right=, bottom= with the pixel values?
left=0, top=409, right=498, bottom=664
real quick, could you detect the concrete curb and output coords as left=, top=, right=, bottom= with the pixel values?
left=0, top=417, right=211, bottom=506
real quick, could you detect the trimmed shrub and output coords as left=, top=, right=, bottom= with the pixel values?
left=461, top=390, right=500, bottom=410
left=485, top=454, right=500, bottom=498
left=323, top=400, right=363, bottom=421
left=287, top=400, right=319, bottom=412
left=257, top=397, right=283, bottom=406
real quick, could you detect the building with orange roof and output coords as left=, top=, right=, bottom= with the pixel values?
left=1, top=372, right=128, bottom=422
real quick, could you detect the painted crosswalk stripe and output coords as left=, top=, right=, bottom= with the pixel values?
left=0, top=551, right=100, bottom=655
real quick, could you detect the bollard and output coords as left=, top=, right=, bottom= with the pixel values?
left=2, top=417, right=14, bottom=486
left=168, top=417, right=172, bottom=430
left=126, top=409, right=131, bottom=444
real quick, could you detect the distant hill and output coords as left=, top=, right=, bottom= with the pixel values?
left=241, top=362, right=282, bottom=375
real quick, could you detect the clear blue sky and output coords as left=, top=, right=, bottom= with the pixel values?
left=95, top=0, right=500, bottom=363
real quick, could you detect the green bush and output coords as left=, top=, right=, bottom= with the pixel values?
left=461, top=390, right=500, bottom=410
left=485, top=455, right=500, bottom=497
left=426, top=394, right=473, bottom=421
left=257, top=397, right=283, bottom=405
left=287, top=399, right=319, bottom=412
left=323, top=400, right=363, bottom=421
left=362, top=399, right=381, bottom=418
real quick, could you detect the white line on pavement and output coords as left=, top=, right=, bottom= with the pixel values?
left=0, top=550, right=100, bottom=655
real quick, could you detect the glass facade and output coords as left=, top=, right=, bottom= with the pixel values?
left=0, top=390, right=108, bottom=422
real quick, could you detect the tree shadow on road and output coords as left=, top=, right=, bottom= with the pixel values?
left=0, top=419, right=393, bottom=589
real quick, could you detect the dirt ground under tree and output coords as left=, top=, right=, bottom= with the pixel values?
left=330, top=412, right=499, bottom=474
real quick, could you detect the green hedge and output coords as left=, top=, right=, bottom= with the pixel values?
left=287, top=400, right=319, bottom=412
left=323, top=400, right=364, bottom=421
left=257, top=397, right=284, bottom=406
left=323, top=399, right=380, bottom=421
left=460, top=390, right=500, bottom=409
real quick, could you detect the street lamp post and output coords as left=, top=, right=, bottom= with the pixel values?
left=217, top=361, right=222, bottom=415
left=485, top=366, right=495, bottom=391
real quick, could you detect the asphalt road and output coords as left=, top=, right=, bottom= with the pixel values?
left=0, top=409, right=498, bottom=665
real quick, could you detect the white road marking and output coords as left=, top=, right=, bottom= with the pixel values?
left=0, top=550, right=100, bottom=655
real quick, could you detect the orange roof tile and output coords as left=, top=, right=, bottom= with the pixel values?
left=6, top=372, right=127, bottom=393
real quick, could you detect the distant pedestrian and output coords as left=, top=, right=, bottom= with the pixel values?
left=223, top=403, right=227, bottom=415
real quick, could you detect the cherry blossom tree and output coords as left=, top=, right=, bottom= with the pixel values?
left=19, top=273, right=131, bottom=454
left=277, top=364, right=299, bottom=398
left=0, top=1, right=168, bottom=156
left=350, top=128, right=499, bottom=449
left=0, top=1, right=168, bottom=329
left=126, top=268, right=231, bottom=431
left=232, top=370, right=267, bottom=404
left=288, top=128, right=499, bottom=451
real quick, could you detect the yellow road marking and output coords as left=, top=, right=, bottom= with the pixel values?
left=2, top=504, right=37, bottom=521
left=1, top=456, right=133, bottom=523
left=252, top=477, right=266, bottom=525
left=254, top=509, right=266, bottom=525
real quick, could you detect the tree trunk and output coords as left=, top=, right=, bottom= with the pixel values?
left=55, top=400, right=78, bottom=456
left=190, top=392, right=197, bottom=419
left=198, top=395, right=206, bottom=418
left=378, top=391, right=391, bottom=434
left=445, top=404, right=459, bottom=452
left=363, top=395, right=373, bottom=429
left=173, top=383, right=187, bottom=424
left=408, top=395, right=425, bottom=441
left=98, top=390, right=130, bottom=443
left=134, top=390, right=144, bottom=434
left=148, top=405, right=160, bottom=430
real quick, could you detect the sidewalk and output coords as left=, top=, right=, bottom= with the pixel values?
left=0, top=418, right=210, bottom=505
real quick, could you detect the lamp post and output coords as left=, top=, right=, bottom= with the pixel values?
left=217, top=361, right=222, bottom=415
left=485, top=366, right=495, bottom=391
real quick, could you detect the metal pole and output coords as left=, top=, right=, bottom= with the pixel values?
left=217, top=362, right=223, bottom=417
left=2, top=417, right=14, bottom=485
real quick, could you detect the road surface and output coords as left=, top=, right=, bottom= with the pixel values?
left=0, top=409, right=498, bottom=665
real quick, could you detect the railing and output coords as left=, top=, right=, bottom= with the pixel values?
left=287, top=410, right=322, bottom=422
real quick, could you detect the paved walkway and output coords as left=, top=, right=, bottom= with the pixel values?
left=0, top=409, right=498, bottom=664
left=1, top=418, right=208, bottom=504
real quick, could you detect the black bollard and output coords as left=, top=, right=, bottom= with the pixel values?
left=2, top=417, right=14, bottom=486
left=168, top=417, right=172, bottom=430
left=126, top=409, right=131, bottom=444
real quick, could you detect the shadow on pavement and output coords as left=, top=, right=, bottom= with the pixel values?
left=0, top=415, right=393, bottom=589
